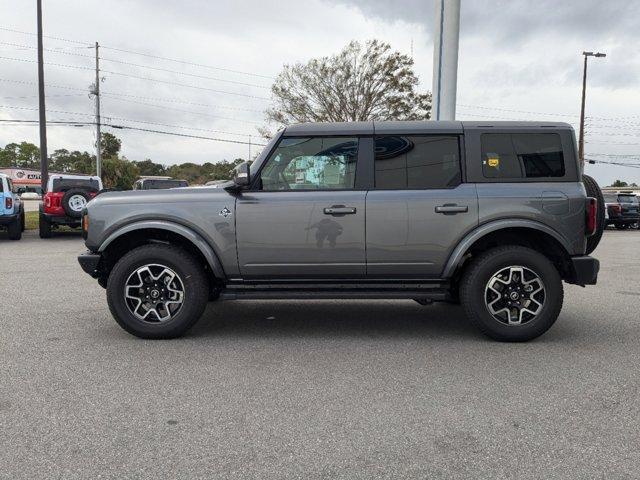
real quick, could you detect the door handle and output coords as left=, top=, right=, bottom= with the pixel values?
left=324, top=205, right=357, bottom=215
left=435, top=204, right=468, bottom=215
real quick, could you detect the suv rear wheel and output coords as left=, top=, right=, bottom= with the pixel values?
left=460, top=246, right=563, bottom=342
left=106, top=244, right=209, bottom=339
left=7, top=215, right=22, bottom=240
left=39, top=212, right=52, bottom=238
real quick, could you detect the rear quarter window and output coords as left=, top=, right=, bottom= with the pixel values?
left=481, top=133, right=565, bottom=179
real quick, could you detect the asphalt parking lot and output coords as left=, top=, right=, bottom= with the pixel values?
left=1, top=230, right=639, bottom=479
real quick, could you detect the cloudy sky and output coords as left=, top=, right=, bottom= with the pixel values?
left=1, top=0, right=639, bottom=185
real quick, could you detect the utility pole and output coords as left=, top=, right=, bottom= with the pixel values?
left=431, top=0, right=461, bottom=121
left=93, top=42, right=102, bottom=178
left=36, top=0, right=48, bottom=192
left=578, top=51, right=606, bottom=166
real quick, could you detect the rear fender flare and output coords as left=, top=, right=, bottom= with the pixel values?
left=442, top=219, right=572, bottom=278
left=98, top=220, right=225, bottom=279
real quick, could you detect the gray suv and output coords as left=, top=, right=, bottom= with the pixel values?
left=78, top=121, right=601, bottom=341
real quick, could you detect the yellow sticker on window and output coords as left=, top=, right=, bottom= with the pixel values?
left=487, top=157, right=500, bottom=167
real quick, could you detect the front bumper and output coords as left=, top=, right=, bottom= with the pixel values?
left=569, top=255, right=599, bottom=286
left=78, top=251, right=101, bottom=278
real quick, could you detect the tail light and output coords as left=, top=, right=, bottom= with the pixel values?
left=610, top=203, right=622, bottom=214
left=44, top=193, right=51, bottom=208
left=5, top=197, right=12, bottom=210
left=586, top=197, right=597, bottom=236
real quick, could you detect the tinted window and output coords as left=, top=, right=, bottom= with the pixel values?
left=0, top=178, right=4, bottom=192
left=482, top=133, right=565, bottom=179
left=260, top=137, right=358, bottom=191
left=374, top=136, right=461, bottom=189
left=618, top=195, right=639, bottom=204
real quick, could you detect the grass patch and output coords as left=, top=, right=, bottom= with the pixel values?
left=24, top=211, right=39, bottom=230
left=23, top=211, right=79, bottom=233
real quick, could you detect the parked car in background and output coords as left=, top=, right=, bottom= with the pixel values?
left=79, top=121, right=602, bottom=342
left=134, top=176, right=188, bottom=190
left=204, top=180, right=230, bottom=188
left=0, top=173, right=24, bottom=240
left=603, top=192, right=639, bottom=229
left=40, top=174, right=102, bottom=238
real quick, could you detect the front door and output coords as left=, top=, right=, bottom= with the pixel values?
left=366, top=135, right=479, bottom=277
left=236, top=136, right=366, bottom=279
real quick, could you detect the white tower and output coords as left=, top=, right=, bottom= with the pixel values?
left=431, top=0, right=461, bottom=121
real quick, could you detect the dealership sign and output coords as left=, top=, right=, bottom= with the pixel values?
left=0, top=168, right=42, bottom=185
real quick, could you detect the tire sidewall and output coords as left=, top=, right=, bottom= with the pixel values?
left=462, top=248, right=563, bottom=341
left=107, top=246, right=207, bottom=338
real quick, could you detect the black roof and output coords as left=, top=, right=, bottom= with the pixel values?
left=282, top=120, right=573, bottom=136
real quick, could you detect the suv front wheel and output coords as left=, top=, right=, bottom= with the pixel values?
left=460, top=246, right=563, bottom=342
left=106, top=244, right=209, bottom=339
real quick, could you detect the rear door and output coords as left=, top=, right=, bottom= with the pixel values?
left=236, top=136, right=367, bottom=279
left=365, top=134, right=479, bottom=277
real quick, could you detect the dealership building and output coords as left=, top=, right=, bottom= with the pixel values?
left=0, top=168, right=45, bottom=194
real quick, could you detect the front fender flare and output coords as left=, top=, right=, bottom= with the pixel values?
left=98, top=220, right=225, bottom=279
left=442, top=219, right=572, bottom=278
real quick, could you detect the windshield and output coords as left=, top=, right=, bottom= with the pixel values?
left=618, top=195, right=639, bottom=204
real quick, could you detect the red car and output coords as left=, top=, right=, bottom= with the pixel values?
left=40, top=174, right=103, bottom=238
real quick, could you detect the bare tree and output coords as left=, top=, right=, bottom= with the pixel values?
left=261, top=40, right=431, bottom=136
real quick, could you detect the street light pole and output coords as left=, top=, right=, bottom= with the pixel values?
left=578, top=51, right=606, bottom=167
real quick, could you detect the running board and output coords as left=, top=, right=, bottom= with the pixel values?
left=219, top=281, right=450, bottom=301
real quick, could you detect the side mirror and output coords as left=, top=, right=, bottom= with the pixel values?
left=232, top=161, right=250, bottom=187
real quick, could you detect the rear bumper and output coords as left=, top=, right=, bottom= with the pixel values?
left=0, top=213, right=19, bottom=226
left=42, top=212, right=81, bottom=225
left=78, top=251, right=101, bottom=278
left=568, top=256, right=599, bottom=286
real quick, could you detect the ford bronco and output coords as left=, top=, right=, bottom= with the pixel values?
left=78, top=121, right=602, bottom=341
left=0, top=173, right=24, bottom=240
left=40, top=174, right=102, bottom=238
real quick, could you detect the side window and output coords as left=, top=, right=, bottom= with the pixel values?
left=260, top=137, right=358, bottom=191
left=7, top=179, right=14, bottom=193
left=482, top=133, right=565, bottom=179
left=374, top=136, right=461, bottom=189
left=0, top=178, right=4, bottom=192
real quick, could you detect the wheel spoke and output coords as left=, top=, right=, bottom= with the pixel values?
left=123, top=263, right=185, bottom=323
left=484, top=265, right=546, bottom=326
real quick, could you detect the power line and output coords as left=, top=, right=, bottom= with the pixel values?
left=98, top=70, right=270, bottom=100
left=99, top=59, right=270, bottom=89
left=0, top=117, right=266, bottom=146
left=100, top=45, right=275, bottom=80
left=0, top=56, right=271, bottom=100
left=0, top=25, right=275, bottom=79
left=0, top=26, right=89, bottom=45
left=101, top=95, right=262, bottom=125
left=101, top=92, right=264, bottom=113
left=104, top=124, right=266, bottom=146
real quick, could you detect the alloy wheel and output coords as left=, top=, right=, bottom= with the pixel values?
left=124, top=264, right=185, bottom=322
left=484, top=266, right=545, bottom=325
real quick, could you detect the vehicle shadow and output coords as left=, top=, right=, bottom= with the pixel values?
left=192, top=300, right=484, bottom=341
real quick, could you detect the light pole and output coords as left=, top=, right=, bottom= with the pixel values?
left=578, top=51, right=606, bottom=166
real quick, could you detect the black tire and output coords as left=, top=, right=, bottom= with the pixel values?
left=61, top=188, right=91, bottom=218
left=39, top=212, right=52, bottom=238
left=614, top=223, right=629, bottom=230
left=460, top=246, right=564, bottom=342
left=20, top=207, right=25, bottom=232
left=7, top=215, right=22, bottom=240
left=583, top=174, right=605, bottom=255
left=106, top=244, right=209, bottom=339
